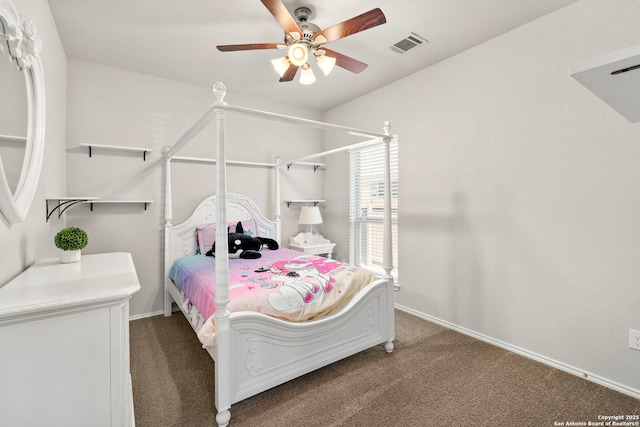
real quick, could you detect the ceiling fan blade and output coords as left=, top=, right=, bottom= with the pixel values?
left=261, top=0, right=302, bottom=36
left=279, top=63, right=299, bottom=82
left=314, top=8, right=386, bottom=45
left=217, top=43, right=283, bottom=52
left=322, top=48, right=368, bottom=74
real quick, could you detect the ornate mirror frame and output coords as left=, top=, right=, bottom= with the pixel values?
left=0, top=0, right=44, bottom=224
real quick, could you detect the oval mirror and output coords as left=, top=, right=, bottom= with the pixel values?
left=0, top=0, right=45, bottom=224
left=0, top=31, right=27, bottom=194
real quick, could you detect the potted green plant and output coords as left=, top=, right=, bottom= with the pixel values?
left=54, top=226, right=88, bottom=263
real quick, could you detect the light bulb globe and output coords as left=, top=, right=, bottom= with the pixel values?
left=288, top=44, right=308, bottom=66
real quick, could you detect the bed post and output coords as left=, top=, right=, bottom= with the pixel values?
left=274, top=156, right=282, bottom=244
left=382, top=121, right=395, bottom=353
left=212, top=82, right=232, bottom=427
left=163, top=151, right=173, bottom=317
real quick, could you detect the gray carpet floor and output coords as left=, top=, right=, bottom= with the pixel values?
left=130, top=309, right=639, bottom=426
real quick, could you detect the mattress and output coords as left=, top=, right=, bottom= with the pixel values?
left=169, top=247, right=377, bottom=346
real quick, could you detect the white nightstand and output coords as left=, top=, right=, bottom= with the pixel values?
left=289, top=242, right=336, bottom=259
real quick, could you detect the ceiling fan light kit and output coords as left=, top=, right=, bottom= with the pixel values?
left=217, top=0, right=386, bottom=85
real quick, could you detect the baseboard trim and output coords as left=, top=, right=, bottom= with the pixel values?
left=129, top=306, right=178, bottom=321
left=394, top=304, right=640, bottom=400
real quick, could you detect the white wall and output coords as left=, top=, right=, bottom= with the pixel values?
left=0, top=0, right=67, bottom=286
left=325, top=0, right=640, bottom=395
left=65, top=60, right=325, bottom=316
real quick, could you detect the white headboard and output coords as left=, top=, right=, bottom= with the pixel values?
left=169, top=192, right=281, bottom=259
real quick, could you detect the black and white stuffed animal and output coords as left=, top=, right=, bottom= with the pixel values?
left=206, top=221, right=279, bottom=259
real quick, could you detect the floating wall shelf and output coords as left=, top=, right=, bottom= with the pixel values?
left=285, top=199, right=325, bottom=208
left=83, top=200, right=153, bottom=211
left=286, top=161, right=325, bottom=172
left=81, top=143, right=153, bottom=161
left=46, top=197, right=153, bottom=220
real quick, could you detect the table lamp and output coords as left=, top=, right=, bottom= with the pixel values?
left=298, top=206, right=322, bottom=235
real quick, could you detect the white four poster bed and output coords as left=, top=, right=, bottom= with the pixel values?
left=162, top=82, right=395, bottom=427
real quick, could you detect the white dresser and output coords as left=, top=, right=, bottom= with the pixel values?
left=0, top=252, right=141, bottom=427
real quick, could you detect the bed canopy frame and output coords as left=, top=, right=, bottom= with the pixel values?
left=162, top=82, right=395, bottom=427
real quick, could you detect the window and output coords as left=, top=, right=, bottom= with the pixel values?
left=349, top=140, right=398, bottom=282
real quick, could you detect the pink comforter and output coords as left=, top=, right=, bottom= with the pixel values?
left=169, top=248, right=377, bottom=346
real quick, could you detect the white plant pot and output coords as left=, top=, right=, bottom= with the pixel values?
left=60, top=249, right=81, bottom=264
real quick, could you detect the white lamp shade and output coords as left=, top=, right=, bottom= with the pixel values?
left=271, top=56, right=290, bottom=77
left=316, top=54, right=336, bottom=76
left=299, top=63, right=316, bottom=85
left=298, top=206, right=323, bottom=225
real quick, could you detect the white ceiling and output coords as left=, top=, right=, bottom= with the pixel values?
left=47, top=0, right=579, bottom=111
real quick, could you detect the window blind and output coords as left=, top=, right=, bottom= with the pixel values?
left=349, top=140, right=398, bottom=282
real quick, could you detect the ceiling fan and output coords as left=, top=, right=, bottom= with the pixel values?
left=216, top=0, right=386, bottom=84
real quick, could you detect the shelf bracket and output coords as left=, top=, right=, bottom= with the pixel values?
left=46, top=198, right=97, bottom=222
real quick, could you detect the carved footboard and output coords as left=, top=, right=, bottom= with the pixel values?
left=209, top=278, right=394, bottom=406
